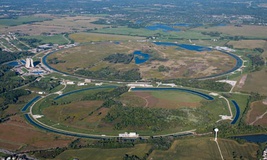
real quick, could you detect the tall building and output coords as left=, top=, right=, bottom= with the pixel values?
left=25, top=58, right=34, bottom=68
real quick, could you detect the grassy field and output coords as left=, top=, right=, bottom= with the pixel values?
left=0, top=15, right=109, bottom=35
left=149, top=137, right=259, bottom=160
left=193, top=25, right=267, bottom=38
left=0, top=16, right=50, bottom=27
left=94, top=26, right=214, bottom=40
left=236, top=69, right=267, bottom=96
left=54, top=144, right=151, bottom=160
left=48, top=41, right=236, bottom=80
left=119, top=91, right=204, bottom=109
left=246, top=101, right=267, bottom=127
left=69, top=32, right=145, bottom=43
left=20, top=35, right=69, bottom=45
left=227, top=40, right=267, bottom=49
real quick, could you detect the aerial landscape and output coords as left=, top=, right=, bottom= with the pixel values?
left=0, top=0, right=267, bottom=159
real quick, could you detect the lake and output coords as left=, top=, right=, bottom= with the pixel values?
left=146, top=24, right=180, bottom=32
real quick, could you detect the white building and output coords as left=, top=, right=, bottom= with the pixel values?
left=119, top=132, right=139, bottom=138
left=25, top=58, right=34, bottom=68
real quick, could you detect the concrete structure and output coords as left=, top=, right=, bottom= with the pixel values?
left=25, top=58, right=34, bottom=68
left=119, top=132, right=139, bottom=138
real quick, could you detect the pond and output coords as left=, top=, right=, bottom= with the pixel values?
left=6, top=61, right=19, bottom=67
left=233, top=134, right=267, bottom=143
left=231, top=100, right=240, bottom=124
left=153, top=42, right=211, bottom=52
left=133, top=50, right=150, bottom=64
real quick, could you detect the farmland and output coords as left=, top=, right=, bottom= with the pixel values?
left=149, top=137, right=259, bottom=160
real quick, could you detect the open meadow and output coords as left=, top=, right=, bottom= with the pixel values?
left=149, top=137, right=259, bottom=160
left=47, top=41, right=236, bottom=80
left=0, top=15, right=109, bottom=35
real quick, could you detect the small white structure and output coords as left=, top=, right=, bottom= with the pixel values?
left=38, top=91, right=45, bottom=95
left=95, top=83, right=103, bottom=86
left=119, top=132, right=139, bottom=138
left=66, top=81, right=75, bottom=85
left=77, top=82, right=86, bottom=86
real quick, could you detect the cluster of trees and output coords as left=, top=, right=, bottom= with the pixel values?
left=253, top=48, right=264, bottom=53
left=0, top=66, right=36, bottom=94
left=166, top=79, right=232, bottom=92
left=103, top=105, right=186, bottom=131
left=29, top=147, right=67, bottom=159
left=247, top=54, right=265, bottom=70
left=201, top=31, right=221, bottom=37
left=29, top=78, right=60, bottom=91
left=18, top=38, right=42, bottom=48
left=158, top=65, right=170, bottom=72
left=103, top=53, right=134, bottom=64
left=0, top=50, right=33, bottom=64
left=47, top=57, right=66, bottom=64
left=75, top=67, right=141, bottom=81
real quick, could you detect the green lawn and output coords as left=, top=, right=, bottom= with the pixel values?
left=20, top=35, right=69, bottom=45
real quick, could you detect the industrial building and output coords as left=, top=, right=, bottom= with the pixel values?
left=25, top=58, right=34, bottom=68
